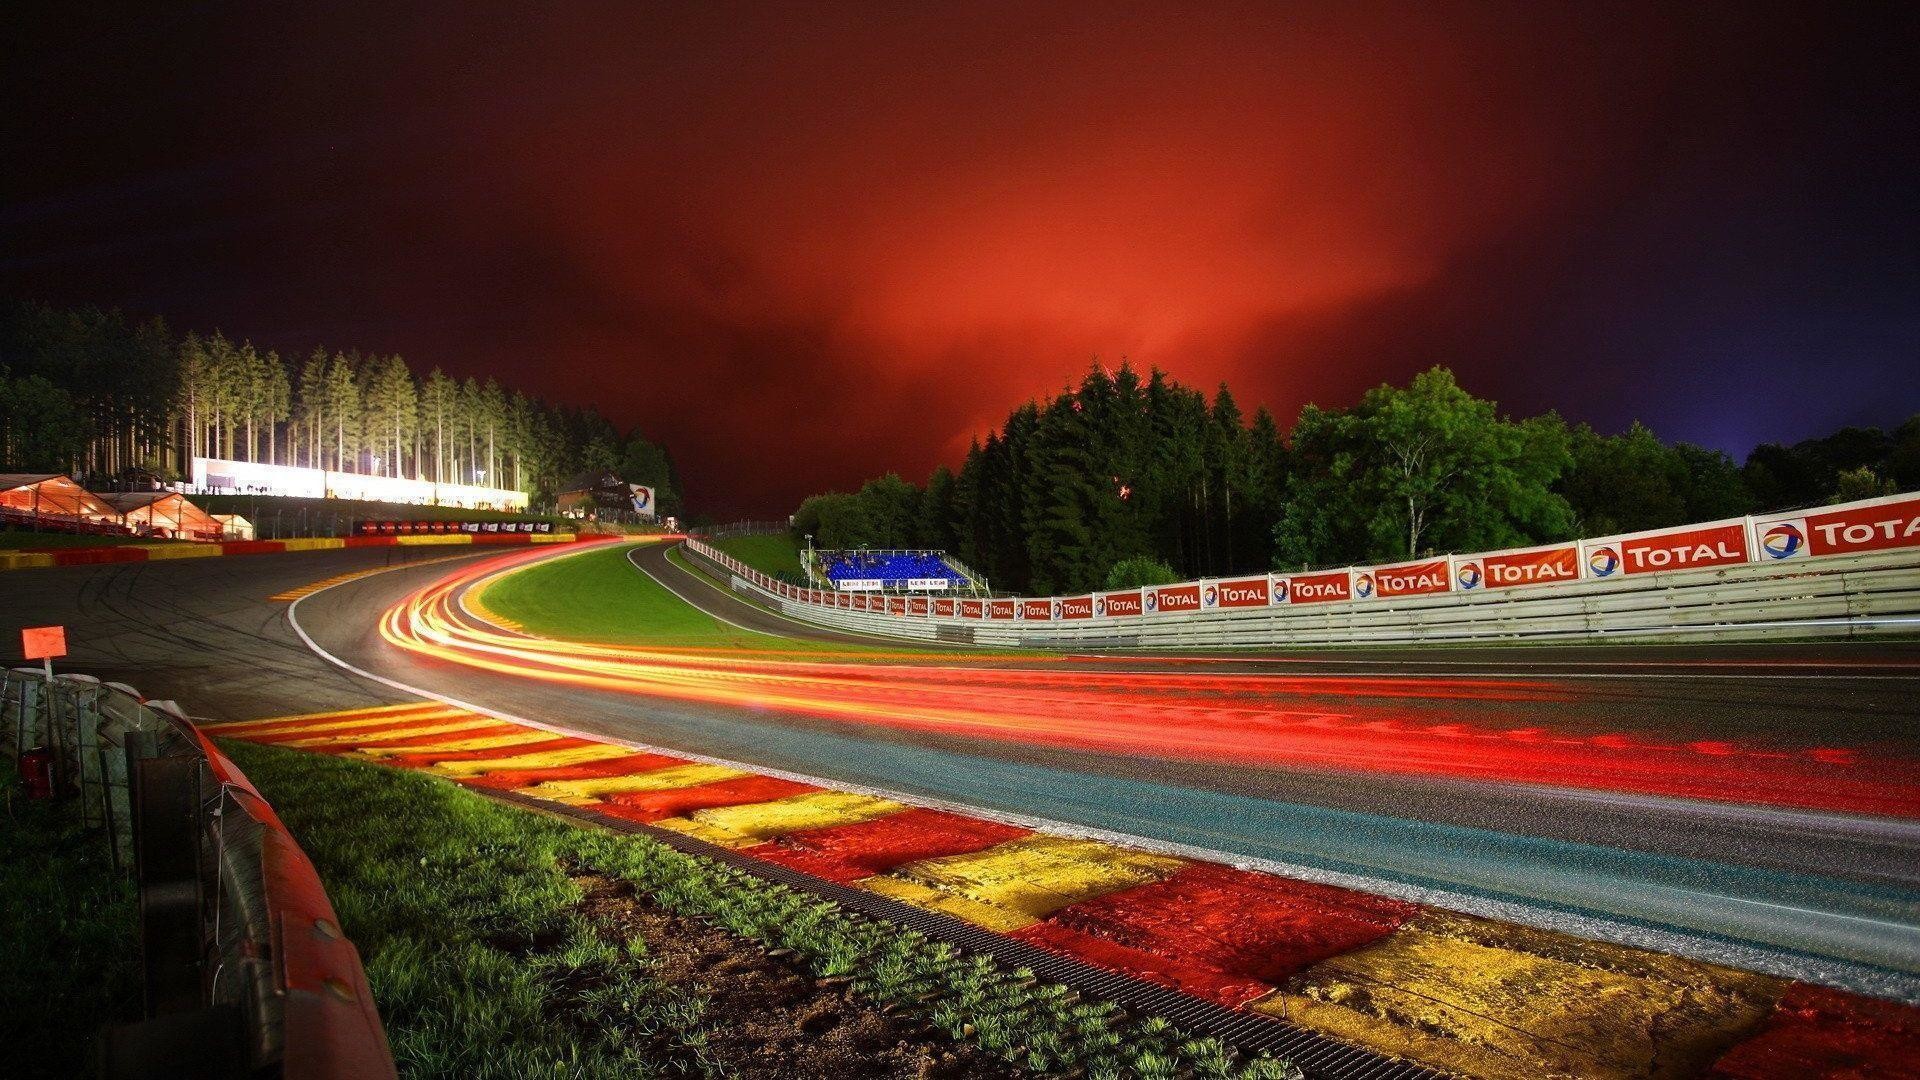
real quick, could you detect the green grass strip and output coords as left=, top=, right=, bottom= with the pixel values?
left=710, top=533, right=805, bottom=579
left=0, top=779, right=140, bottom=1078
left=222, top=740, right=1297, bottom=1080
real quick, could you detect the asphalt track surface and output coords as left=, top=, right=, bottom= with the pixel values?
left=8, top=542, right=1920, bottom=1001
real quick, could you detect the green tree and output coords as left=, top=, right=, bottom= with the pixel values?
left=0, top=369, right=92, bottom=471
left=1104, top=556, right=1180, bottom=589
left=1275, top=367, right=1572, bottom=566
left=1833, top=466, right=1896, bottom=503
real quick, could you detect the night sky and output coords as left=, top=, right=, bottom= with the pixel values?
left=4, top=3, right=1917, bottom=516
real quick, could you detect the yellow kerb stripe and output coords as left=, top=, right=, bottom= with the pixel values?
left=428, top=743, right=636, bottom=777
left=279, top=718, right=502, bottom=748
left=355, top=729, right=561, bottom=757
left=143, top=545, right=223, bottom=561
left=1249, top=910, right=1783, bottom=1080
left=858, top=876, right=1041, bottom=932
left=674, top=791, right=907, bottom=844
left=204, top=702, right=448, bottom=734
left=866, top=835, right=1186, bottom=925
left=526, top=763, right=747, bottom=805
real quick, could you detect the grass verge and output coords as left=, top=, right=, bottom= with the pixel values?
left=223, top=739, right=1297, bottom=1080
left=481, top=542, right=903, bottom=654
left=0, top=777, right=140, bottom=1078
left=712, top=533, right=805, bottom=579
left=0, top=528, right=193, bottom=550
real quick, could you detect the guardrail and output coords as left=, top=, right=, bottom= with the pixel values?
left=684, top=490, right=1920, bottom=648
left=2, top=669, right=396, bottom=1079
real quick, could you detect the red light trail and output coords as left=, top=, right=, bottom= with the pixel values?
left=376, top=549, right=1920, bottom=820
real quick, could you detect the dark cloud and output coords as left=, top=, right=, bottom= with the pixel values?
left=4, top=2, right=1916, bottom=515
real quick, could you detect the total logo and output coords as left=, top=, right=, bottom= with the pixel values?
left=1050, top=600, right=1063, bottom=619
left=1456, top=561, right=1483, bottom=590
left=1761, top=520, right=1805, bottom=559
left=1588, top=546, right=1620, bottom=577
left=1094, top=597, right=1107, bottom=616
left=1352, top=572, right=1375, bottom=599
left=1202, top=584, right=1218, bottom=607
left=1270, top=580, right=1287, bottom=605
left=1145, top=592, right=1159, bottom=613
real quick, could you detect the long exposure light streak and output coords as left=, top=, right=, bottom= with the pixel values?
left=375, top=548, right=1920, bottom=819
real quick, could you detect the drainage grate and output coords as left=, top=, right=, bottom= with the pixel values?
left=488, top=789, right=1445, bottom=1080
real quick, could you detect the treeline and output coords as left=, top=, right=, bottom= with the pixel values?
left=0, top=299, right=682, bottom=512
left=793, top=364, right=1920, bottom=594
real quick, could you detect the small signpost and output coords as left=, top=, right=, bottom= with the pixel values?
left=23, top=625, right=66, bottom=681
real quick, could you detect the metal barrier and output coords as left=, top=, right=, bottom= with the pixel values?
left=685, top=538, right=1920, bottom=649
left=2, top=669, right=396, bottom=1079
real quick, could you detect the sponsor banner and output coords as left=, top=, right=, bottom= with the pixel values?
left=908, top=597, right=930, bottom=616
left=1022, top=599, right=1054, bottom=621
left=1755, top=494, right=1920, bottom=559
left=1587, top=519, right=1749, bottom=578
left=960, top=599, right=986, bottom=619
left=933, top=597, right=957, bottom=617
left=355, top=519, right=552, bottom=535
left=1369, top=558, right=1451, bottom=598
left=1097, top=590, right=1143, bottom=617
left=1148, top=583, right=1203, bottom=615
left=1213, top=576, right=1271, bottom=608
left=1288, top=570, right=1353, bottom=604
left=1059, top=595, right=1095, bottom=620
left=1268, top=575, right=1290, bottom=604
left=989, top=599, right=1017, bottom=620
left=886, top=597, right=908, bottom=615
left=1453, top=544, right=1579, bottom=591
left=907, top=577, right=951, bottom=591
left=838, top=579, right=884, bottom=591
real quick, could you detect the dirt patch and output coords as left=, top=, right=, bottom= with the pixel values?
left=568, top=868, right=1020, bottom=1079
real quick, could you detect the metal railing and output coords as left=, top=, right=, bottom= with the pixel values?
left=2, top=669, right=396, bottom=1079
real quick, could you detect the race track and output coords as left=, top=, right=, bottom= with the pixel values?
left=9, top=541, right=1920, bottom=1001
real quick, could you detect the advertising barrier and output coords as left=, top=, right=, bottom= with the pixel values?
left=1753, top=493, right=1920, bottom=560
left=688, top=489, right=1920, bottom=646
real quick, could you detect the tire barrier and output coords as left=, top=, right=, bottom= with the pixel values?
left=1, top=669, right=396, bottom=1079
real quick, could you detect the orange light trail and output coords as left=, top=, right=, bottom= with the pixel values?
left=373, top=549, right=1920, bottom=819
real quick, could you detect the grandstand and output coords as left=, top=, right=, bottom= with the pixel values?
left=809, top=548, right=984, bottom=593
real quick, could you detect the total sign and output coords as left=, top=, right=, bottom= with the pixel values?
left=1150, top=584, right=1204, bottom=615
left=1287, top=570, right=1353, bottom=604
left=1755, top=495, right=1920, bottom=560
left=1098, top=590, right=1144, bottom=617
left=1214, top=577, right=1271, bottom=608
left=1454, top=544, right=1580, bottom=591
left=1587, top=520, right=1750, bottom=577
left=1059, top=596, right=1095, bottom=620
left=1367, top=558, right=1451, bottom=598
left=1022, top=599, right=1055, bottom=621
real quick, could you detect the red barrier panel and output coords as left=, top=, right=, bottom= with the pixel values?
left=50, top=546, right=151, bottom=567
left=219, top=540, right=289, bottom=556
